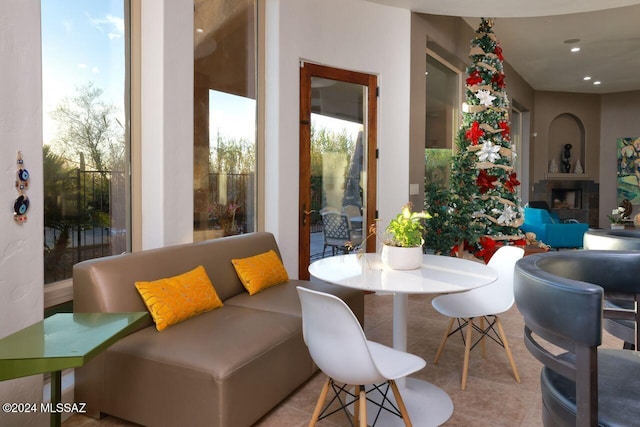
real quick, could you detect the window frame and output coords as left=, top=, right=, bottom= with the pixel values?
left=424, top=49, right=463, bottom=190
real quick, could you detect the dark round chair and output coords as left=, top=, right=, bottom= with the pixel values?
left=583, top=228, right=640, bottom=251
left=583, top=228, right=640, bottom=349
left=515, top=251, right=640, bottom=426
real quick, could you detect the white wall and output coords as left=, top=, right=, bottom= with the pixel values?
left=0, top=1, right=47, bottom=425
left=265, top=0, right=411, bottom=277
left=140, top=0, right=194, bottom=249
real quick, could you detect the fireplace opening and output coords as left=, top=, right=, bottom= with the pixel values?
left=551, top=189, right=582, bottom=209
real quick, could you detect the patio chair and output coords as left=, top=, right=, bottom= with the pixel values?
left=321, top=211, right=362, bottom=257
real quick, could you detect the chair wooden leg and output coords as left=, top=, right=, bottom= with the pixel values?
left=496, top=317, right=521, bottom=384
left=358, top=386, right=367, bottom=427
left=353, top=385, right=360, bottom=426
left=389, top=380, right=413, bottom=427
left=434, top=317, right=455, bottom=364
left=462, top=318, right=474, bottom=390
left=309, top=377, right=331, bottom=427
left=479, top=317, right=486, bottom=358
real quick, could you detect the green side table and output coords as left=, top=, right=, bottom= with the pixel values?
left=0, top=312, right=149, bottom=427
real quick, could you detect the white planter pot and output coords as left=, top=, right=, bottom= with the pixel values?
left=611, top=223, right=625, bottom=230
left=381, top=245, right=423, bottom=270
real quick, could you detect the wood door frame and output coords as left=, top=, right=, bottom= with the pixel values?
left=299, top=62, right=378, bottom=279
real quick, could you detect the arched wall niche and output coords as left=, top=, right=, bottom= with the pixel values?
left=549, top=113, right=585, bottom=174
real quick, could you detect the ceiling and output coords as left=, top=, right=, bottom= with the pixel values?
left=365, top=0, right=640, bottom=94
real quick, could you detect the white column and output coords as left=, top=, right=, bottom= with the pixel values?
left=140, top=0, right=194, bottom=249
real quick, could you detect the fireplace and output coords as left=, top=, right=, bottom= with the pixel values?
left=531, top=179, right=598, bottom=226
left=551, top=189, right=582, bottom=209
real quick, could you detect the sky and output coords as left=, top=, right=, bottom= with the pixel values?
left=209, top=91, right=257, bottom=143
left=40, top=0, right=360, bottom=150
left=41, top=0, right=125, bottom=146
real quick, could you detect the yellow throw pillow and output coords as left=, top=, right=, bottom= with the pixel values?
left=135, top=265, right=223, bottom=331
left=231, top=250, right=289, bottom=295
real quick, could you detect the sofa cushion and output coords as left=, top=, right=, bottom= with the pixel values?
left=225, top=279, right=365, bottom=325
left=103, top=305, right=314, bottom=427
left=135, top=265, right=223, bottom=331
left=231, top=250, right=289, bottom=295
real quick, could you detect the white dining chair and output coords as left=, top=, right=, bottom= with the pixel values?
left=296, top=286, right=425, bottom=427
left=431, top=245, right=525, bottom=390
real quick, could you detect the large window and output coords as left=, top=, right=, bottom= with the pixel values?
left=425, top=53, right=460, bottom=189
left=42, top=0, right=130, bottom=284
left=193, top=0, right=257, bottom=241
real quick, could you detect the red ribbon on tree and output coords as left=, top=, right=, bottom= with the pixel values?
left=476, top=169, right=498, bottom=194
left=466, top=70, right=483, bottom=86
left=504, top=172, right=520, bottom=193
left=465, top=121, right=484, bottom=145
left=494, top=44, right=504, bottom=61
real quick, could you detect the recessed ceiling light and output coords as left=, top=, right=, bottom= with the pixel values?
left=583, top=76, right=592, bottom=81
left=196, top=28, right=204, bottom=33
left=593, top=81, right=602, bottom=85
left=564, top=38, right=581, bottom=44
left=571, top=47, right=580, bottom=53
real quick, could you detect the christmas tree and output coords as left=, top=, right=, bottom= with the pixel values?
left=449, top=17, right=524, bottom=260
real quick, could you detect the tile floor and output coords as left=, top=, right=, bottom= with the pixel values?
left=63, top=292, right=621, bottom=427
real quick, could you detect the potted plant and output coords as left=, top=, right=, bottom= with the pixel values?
left=608, top=206, right=628, bottom=229
left=208, top=201, right=243, bottom=236
left=381, top=203, right=431, bottom=270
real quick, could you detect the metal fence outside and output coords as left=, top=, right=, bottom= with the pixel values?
left=44, top=169, right=126, bottom=284
left=45, top=170, right=257, bottom=284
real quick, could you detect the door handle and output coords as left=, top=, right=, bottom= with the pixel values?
left=301, top=208, right=317, bottom=226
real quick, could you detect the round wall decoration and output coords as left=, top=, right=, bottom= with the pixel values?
left=14, top=151, right=30, bottom=223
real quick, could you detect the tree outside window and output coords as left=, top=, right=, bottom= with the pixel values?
left=42, top=1, right=128, bottom=284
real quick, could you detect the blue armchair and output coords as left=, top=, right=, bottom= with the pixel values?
left=520, top=207, right=589, bottom=248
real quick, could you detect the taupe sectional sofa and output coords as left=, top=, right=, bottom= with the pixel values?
left=73, top=232, right=364, bottom=427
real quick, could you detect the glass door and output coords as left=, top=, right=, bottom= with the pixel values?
left=299, top=63, right=377, bottom=279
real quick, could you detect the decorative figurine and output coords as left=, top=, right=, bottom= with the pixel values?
left=574, top=159, right=583, bottom=174
left=549, top=159, right=559, bottom=173
left=562, top=144, right=572, bottom=173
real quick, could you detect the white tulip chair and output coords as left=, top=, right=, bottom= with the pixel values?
left=297, top=286, right=426, bottom=426
left=431, top=245, right=525, bottom=390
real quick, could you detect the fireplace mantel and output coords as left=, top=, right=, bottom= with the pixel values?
left=546, top=173, right=592, bottom=181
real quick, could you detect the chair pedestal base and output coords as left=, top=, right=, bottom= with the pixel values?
left=354, top=378, right=453, bottom=427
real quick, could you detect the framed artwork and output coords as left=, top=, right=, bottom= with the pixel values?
left=617, top=136, right=640, bottom=205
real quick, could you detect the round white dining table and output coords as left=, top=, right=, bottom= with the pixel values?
left=308, top=253, right=498, bottom=427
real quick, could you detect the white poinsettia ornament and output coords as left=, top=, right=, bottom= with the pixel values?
left=477, top=141, right=501, bottom=162
left=476, top=89, right=496, bottom=106
left=497, top=204, right=517, bottom=225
